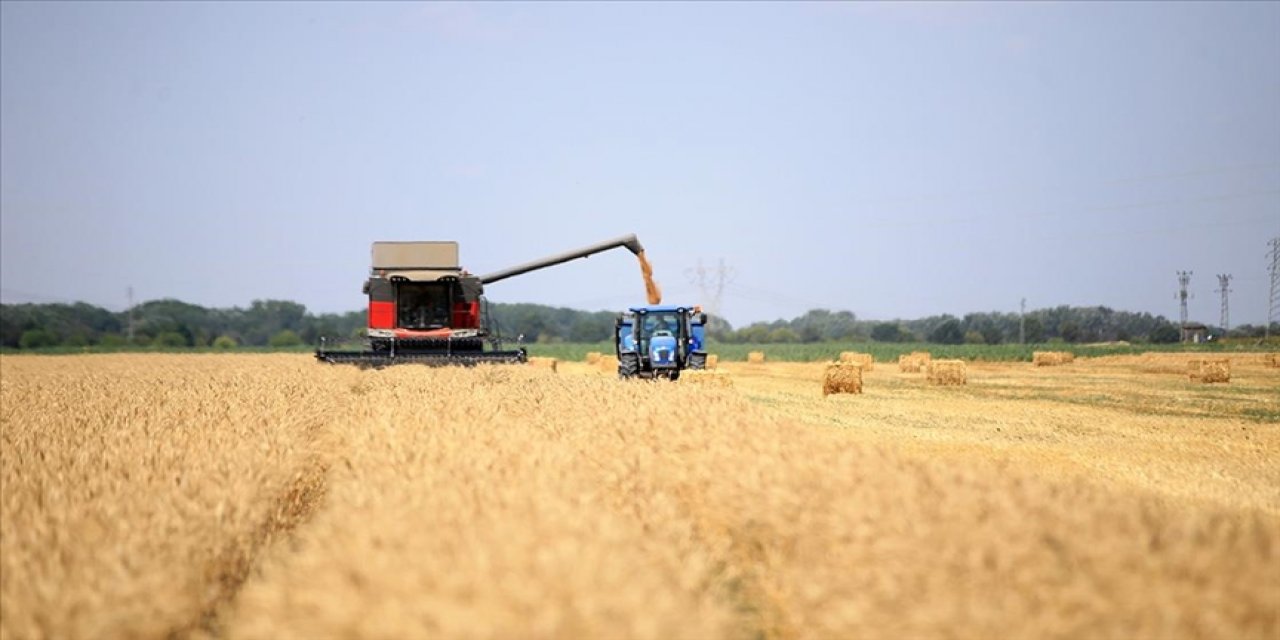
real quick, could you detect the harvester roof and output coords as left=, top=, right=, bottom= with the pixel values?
left=371, top=241, right=463, bottom=282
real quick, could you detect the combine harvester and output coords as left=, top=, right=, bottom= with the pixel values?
left=317, top=234, right=646, bottom=367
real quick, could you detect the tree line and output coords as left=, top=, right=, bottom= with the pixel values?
left=2, top=298, right=1272, bottom=350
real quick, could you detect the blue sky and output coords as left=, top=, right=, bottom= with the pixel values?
left=2, top=2, right=1277, bottom=326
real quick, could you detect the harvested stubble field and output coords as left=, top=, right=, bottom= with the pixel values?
left=2, top=353, right=1278, bottom=639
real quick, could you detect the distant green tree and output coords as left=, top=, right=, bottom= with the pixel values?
left=98, top=334, right=126, bottom=347
left=62, top=333, right=90, bottom=348
left=1148, top=322, right=1180, bottom=344
left=568, top=317, right=606, bottom=343
left=268, top=329, right=303, bottom=348
left=963, top=330, right=985, bottom=344
left=870, top=322, right=909, bottom=343
left=19, top=329, right=59, bottom=349
left=734, top=324, right=771, bottom=343
left=213, top=335, right=238, bottom=349
left=980, top=325, right=1004, bottom=345
left=1023, top=316, right=1045, bottom=343
left=928, top=318, right=964, bottom=345
left=154, top=332, right=189, bottom=348
left=703, top=314, right=735, bottom=342
left=1227, top=324, right=1266, bottom=339
left=1060, top=321, right=1082, bottom=343
left=767, top=327, right=801, bottom=343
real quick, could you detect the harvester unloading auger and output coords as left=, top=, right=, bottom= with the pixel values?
left=316, top=234, right=649, bottom=367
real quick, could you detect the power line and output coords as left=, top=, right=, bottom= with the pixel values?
left=685, top=258, right=735, bottom=320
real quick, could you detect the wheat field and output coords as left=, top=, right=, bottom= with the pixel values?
left=2, top=353, right=1277, bottom=639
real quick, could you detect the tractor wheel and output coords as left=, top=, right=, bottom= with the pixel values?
left=618, top=353, right=640, bottom=379
left=687, top=353, right=707, bottom=370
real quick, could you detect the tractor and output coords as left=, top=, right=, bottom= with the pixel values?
left=614, top=305, right=708, bottom=380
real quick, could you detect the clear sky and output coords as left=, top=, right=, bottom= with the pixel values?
left=3, top=1, right=1278, bottom=327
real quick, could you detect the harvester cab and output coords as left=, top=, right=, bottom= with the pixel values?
left=614, top=306, right=708, bottom=380
left=317, top=234, right=646, bottom=367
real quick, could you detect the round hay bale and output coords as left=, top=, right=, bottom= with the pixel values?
left=823, top=362, right=863, bottom=396
left=706, top=354, right=719, bottom=370
left=747, top=351, right=765, bottom=364
left=585, top=351, right=602, bottom=364
left=598, top=354, right=619, bottom=374
left=927, top=359, right=967, bottom=386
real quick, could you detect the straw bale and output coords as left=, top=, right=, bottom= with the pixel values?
left=598, top=355, right=619, bottom=374
left=1062, top=351, right=1075, bottom=363
left=748, top=351, right=765, bottom=364
left=1189, top=358, right=1230, bottom=383
left=927, top=360, right=967, bottom=386
left=585, top=351, right=602, bottom=364
left=823, top=362, right=863, bottom=396
left=706, top=354, right=719, bottom=370
left=528, top=357, right=558, bottom=372
left=1033, top=351, right=1064, bottom=367
left=682, top=370, right=733, bottom=388
left=900, top=351, right=932, bottom=373
left=839, top=352, right=874, bottom=371
left=898, top=354, right=924, bottom=373
left=1264, top=353, right=1280, bottom=368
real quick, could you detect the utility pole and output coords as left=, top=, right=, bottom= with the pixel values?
left=1215, top=274, right=1232, bottom=334
left=685, top=258, right=735, bottom=321
left=127, top=286, right=135, bottom=344
left=1019, top=297, right=1026, bottom=345
left=1268, top=237, right=1280, bottom=338
left=1176, top=271, right=1192, bottom=342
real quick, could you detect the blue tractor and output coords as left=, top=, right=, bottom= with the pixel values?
left=614, top=305, right=708, bottom=380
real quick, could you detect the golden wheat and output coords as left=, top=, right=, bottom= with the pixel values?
left=2, top=353, right=1277, bottom=640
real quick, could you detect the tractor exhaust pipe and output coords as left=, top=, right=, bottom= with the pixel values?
left=479, top=233, right=644, bottom=285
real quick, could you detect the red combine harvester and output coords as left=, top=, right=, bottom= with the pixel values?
left=316, top=234, right=644, bottom=367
